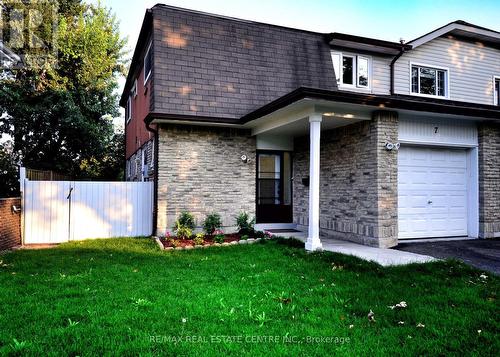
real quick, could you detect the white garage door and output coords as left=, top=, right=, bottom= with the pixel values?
left=398, top=147, right=468, bottom=239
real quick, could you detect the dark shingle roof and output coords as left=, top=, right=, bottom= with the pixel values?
left=128, top=4, right=337, bottom=118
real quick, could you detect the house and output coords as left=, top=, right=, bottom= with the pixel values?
left=120, top=4, right=500, bottom=250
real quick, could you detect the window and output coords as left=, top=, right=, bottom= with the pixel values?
left=411, top=64, right=448, bottom=98
left=144, top=42, right=152, bottom=84
left=125, top=96, right=132, bottom=123
left=495, top=77, right=500, bottom=106
left=131, top=79, right=137, bottom=98
left=331, top=51, right=370, bottom=89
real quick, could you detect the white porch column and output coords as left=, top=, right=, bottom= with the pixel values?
left=305, top=114, right=323, bottom=251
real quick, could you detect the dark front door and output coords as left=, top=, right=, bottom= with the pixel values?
left=256, top=151, right=293, bottom=223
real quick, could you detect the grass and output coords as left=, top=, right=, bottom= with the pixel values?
left=0, top=238, right=498, bottom=356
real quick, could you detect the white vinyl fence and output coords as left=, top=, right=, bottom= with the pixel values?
left=22, top=177, right=153, bottom=244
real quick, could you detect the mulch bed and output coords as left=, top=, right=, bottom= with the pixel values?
left=160, top=233, right=244, bottom=249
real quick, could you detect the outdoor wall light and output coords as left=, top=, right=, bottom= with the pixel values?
left=241, top=154, right=250, bottom=163
left=385, top=142, right=400, bottom=151
left=323, top=112, right=335, bottom=117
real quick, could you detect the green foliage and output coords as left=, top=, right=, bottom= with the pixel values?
left=194, top=233, right=205, bottom=246
left=173, top=221, right=192, bottom=240
left=202, top=213, right=222, bottom=235
left=175, top=211, right=195, bottom=230
left=254, top=230, right=265, bottom=239
left=0, top=1, right=127, bottom=180
left=236, top=211, right=255, bottom=235
left=0, top=143, right=19, bottom=197
left=240, top=234, right=249, bottom=240
left=213, top=233, right=225, bottom=244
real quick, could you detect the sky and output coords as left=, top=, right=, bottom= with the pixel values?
left=92, top=0, right=500, bottom=121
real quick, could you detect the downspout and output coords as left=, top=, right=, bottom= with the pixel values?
left=390, top=44, right=408, bottom=95
left=145, top=119, right=159, bottom=236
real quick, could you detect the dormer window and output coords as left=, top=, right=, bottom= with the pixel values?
left=331, top=51, right=371, bottom=89
left=411, top=63, right=448, bottom=98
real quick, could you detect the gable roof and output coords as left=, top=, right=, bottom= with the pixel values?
left=409, top=20, right=500, bottom=48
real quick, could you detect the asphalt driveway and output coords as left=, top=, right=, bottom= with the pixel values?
left=396, top=239, right=500, bottom=275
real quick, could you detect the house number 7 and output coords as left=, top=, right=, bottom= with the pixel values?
left=434, top=126, right=439, bottom=134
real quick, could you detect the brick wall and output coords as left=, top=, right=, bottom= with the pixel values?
left=478, top=122, right=500, bottom=238
left=293, top=111, right=399, bottom=248
left=156, top=125, right=256, bottom=235
left=0, top=198, right=21, bottom=251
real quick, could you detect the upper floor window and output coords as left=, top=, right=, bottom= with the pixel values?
left=144, top=42, right=152, bottom=84
left=125, top=96, right=132, bottom=123
left=494, top=77, right=500, bottom=106
left=411, top=64, right=448, bottom=98
left=131, top=79, right=137, bottom=98
left=331, top=51, right=370, bottom=89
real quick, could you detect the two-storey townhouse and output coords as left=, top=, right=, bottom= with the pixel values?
left=121, top=4, right=500, bottom=250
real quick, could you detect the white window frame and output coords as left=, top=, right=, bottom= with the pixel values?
left=409, top=62, right=450, bottom=99
left=144, top=41, right=152, bottom=85
left=126, top=96, right=132, bottom=124
left=493, top=75, right=500, bottom=106
left=131, top=79, right=137, bottom=98
left=331, top=51, right=371, bottom=90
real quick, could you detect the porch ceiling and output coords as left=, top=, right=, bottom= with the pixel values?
left=244, top=99, right=374, bottom=136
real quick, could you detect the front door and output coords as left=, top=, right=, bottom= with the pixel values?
left=256, top=151, right=293, bottom=223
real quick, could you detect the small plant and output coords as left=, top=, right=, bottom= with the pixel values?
left=168, top=238, right=180, bottom=248
left=194, top=233, right=205, bottom=245
left=203, top=213, right=222, bottom=235
left=254, top=230, right=265, bottom=238
left=213, top=229, right=225, bottom=244
left=240, top=234, right=249, bottom=240
left=173, top=220, right=192, bottom=240
left=236, top=211, right=255, bottom=235
left=176, top=211, right=196, bottom=230
left=264, top=230, right=273, bottom=239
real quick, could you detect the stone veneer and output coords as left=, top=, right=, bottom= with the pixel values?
left=293, top=111, right=399, bottom=248
left=478, top=122, right=500, bottom=238
left=156, top=124, right=256, bottom=236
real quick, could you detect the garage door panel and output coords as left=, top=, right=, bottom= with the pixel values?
left=398, top=146, right=468, bottom=239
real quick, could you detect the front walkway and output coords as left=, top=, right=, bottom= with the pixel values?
left=276, top=231, right=436, bottom=266
left=321, top=238, right=436, bottom=266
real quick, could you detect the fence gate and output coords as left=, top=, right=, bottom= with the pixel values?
left=22, top=179, right=153, bottom=244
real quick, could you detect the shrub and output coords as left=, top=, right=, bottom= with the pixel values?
left=236, top=211, right=255, bottom=235
left=254, top=230, right=265, bottom=239
left=203, top=213, right=222, bottom=235
left=176, top=211, right=196, bottom=230
left=213, top=229, right=225, bottom=244
left=174, top=220, right=192, bottom=240
left=194, top=233, right=205, bottom=246
left=240, top=234, right=249, bottom=240
left=167, top=237, right=180, bottom=248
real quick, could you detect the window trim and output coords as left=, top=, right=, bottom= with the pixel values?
left=131, top=79, right=137, bottom=98
left=331, top=51, right=372, bottom=91
left=493, top=75, right=500, bottom=106
left=144, top=41, right=152, bottom=85
left=125, top=96, right=132, bottom=124
left=409, top=62, right=450, bottom=99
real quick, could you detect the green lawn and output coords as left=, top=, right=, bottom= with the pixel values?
left=0, top=238, right=498, bottom=356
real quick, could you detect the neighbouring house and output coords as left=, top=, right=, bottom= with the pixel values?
left=121, top=4, right=500, bottom=250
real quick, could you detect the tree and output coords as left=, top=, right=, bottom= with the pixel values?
left=0, top=1, right=127, bottom=182
left=0, top=141, right=19, bottom=197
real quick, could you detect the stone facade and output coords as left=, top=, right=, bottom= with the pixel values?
left=293, top=111, right=399, bottom=248
left=0, top=198, right=21, bottom=251
left=478, top=122, right=500, bottom=238
left=156, top=125, right=256, bottom=235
